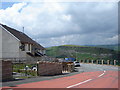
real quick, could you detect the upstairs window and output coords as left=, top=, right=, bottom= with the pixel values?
left=20, top=43, right=25, bottom=51
left=28, top=44, right=31, bottom=51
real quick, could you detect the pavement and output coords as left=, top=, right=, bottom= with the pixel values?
left=2, top=63, right=119, bottom=88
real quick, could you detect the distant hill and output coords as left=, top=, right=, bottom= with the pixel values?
left=46, top=45, right=119, bottom=61
left=85, top=44, right=120, bottom=51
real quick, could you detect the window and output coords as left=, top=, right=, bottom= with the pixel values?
left=28, top=44, right=31, bottom=51
left=20, top=43, right=25, bottom=51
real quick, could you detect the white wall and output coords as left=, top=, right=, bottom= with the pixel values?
left=2, top=26, right=20, bottom=58
left=0, top=26, right=2, bottom=58
left=19, top=43, right=27, bottom=58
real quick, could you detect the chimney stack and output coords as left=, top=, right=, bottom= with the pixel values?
left=23, top=27, right=24, bottom=33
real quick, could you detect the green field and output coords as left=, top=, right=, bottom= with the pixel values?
left=46, top=45, right=119, bottom=61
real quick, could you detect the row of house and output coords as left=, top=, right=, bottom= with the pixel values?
left=0, top=23, right=46, bottom=61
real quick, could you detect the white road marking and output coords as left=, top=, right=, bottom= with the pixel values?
left=66, top=79, right=92, bottom=88
left=98, top=70, right=106, bottom=77
left=66, top=70, right=106, bottom=88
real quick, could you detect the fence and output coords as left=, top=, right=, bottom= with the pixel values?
left=37, top=61, right=62, bottom=76
left=79, top=59, right=119, bottom=66
left=0, top=57, right=76, bottom=82
left=13, top=61, right=74, bottom=77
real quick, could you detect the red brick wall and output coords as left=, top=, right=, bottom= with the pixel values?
left=1, top=60, right=13, bottom=81
left=37, top=61, right=62, bottom=76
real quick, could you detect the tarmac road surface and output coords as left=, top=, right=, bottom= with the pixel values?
left=2, top=63, right=119, bottom=88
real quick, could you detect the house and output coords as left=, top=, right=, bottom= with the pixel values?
left=0, top=23, right=46, bottom=60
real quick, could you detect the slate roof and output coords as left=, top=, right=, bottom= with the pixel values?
left=1, top=24, right=45, bottom=50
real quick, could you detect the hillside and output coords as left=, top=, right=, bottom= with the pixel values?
left=85, top=44, right=120, bottom=51
left=46, top=45, right=119, bottom=61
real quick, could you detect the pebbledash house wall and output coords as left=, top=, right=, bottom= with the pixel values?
left=0, top=26, right=2, bottom=58
left=1, top=25, right=20, bottom=59
left=0, top=25, right=36, bottom=59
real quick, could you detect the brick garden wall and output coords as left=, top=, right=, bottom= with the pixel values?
left=62, top=62, right=74, bottom=73
left=37, top=61, right=62, bottom=76
left=0, top=60, right=13, bottom=81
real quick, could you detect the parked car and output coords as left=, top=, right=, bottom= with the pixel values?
left=31, top=66, right=37, bottom=71
left=74, top=61, right=80, bottom=67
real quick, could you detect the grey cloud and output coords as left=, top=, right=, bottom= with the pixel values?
left=66, top=3, right=117, bottom=34
left=0, top=2, right=118, bottom=47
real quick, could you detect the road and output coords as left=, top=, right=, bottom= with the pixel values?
left=2, top=63, right=119, bottom=88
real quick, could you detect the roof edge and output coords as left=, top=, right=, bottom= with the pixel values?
left=0, top=25, right=20, bottom=42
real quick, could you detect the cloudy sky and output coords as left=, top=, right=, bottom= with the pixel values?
left=0, top=1, right=118, bottom=47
